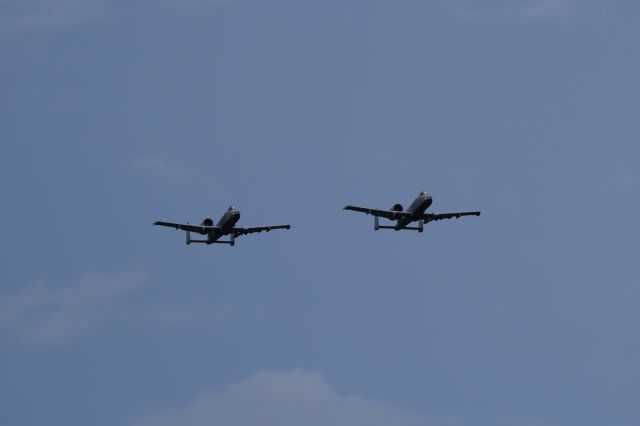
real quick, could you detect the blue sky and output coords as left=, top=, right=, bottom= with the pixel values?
left=2, top=0, right=640, bottom=425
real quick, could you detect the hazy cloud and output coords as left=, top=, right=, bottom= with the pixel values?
left=132, top=155, right=191, bottom=185
left=0, top=0, right=105, bottom=31
left=601, top=164, right=639, bottom=191
left=0, top=271, right=146, bottom=344
left=161, top=0, right=231, bottom=9
left=0, top=0, right=230, bottom=31
left=440, top=0, right=579, bottom=20
left=438, top=0, right=486, bottom=20
left=131, top=369, right=456, bottom=426
left=522, top=0, right=572, bottom=18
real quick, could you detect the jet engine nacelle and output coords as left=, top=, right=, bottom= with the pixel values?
left=201, top=218, right=214, bottom=226
left=391, top=203, right=404, bottom=212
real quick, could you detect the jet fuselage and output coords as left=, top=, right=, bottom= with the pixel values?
left=395, top=192, right=432, bottom=229
left=207, top=206, right=240, bottom=244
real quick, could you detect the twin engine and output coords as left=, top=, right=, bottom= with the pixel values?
left=201, top=218, right=214, bottom=227
left=391, top=203, right=404, bottom=212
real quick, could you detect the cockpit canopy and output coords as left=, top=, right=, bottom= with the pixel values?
left=228, top=205, right=236, bottom=211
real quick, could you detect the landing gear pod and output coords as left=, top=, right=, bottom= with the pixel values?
left=374, top=216, right=380, bottom=231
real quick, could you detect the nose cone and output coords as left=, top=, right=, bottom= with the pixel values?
left=228, top=205, right=236, bottom=211
left=424, top=194, right=433, bottom=209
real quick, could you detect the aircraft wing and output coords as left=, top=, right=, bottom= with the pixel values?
left=343, top=205, right=410, bottom=220
left=233, top=225, right=291, bottom=236
left=423, top=211, right=481, bottom=222
left=153, top=221, right=218, bottom=235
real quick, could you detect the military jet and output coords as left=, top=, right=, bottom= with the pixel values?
left=154, top=205, right=291, bottom=246
left=344, top=191, right=480, bottom=232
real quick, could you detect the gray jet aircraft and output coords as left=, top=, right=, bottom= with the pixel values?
left=154, top=206, right=291, bottom=246
left=344, top=191, right=480, bottom=232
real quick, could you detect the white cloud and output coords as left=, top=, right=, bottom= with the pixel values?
left=131, top=369, right=456, bottom=426
left=0, top=0, right=104, bottom=31
left=0, top=271, right=146, bottom=344
left=132, top=155, right=191, bottom=185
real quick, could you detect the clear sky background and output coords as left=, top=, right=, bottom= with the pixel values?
left=2, top=0, right=639, bottom=425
